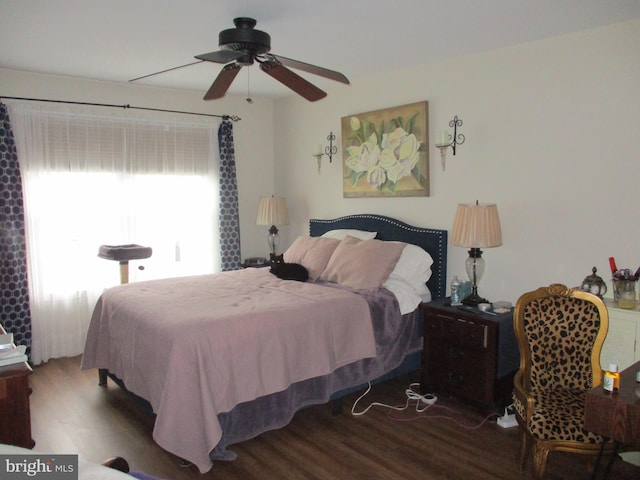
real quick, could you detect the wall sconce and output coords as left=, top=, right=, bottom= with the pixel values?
left=312, top=131, right=337, bottom=174
left=435, top=115, right=465, bottom=171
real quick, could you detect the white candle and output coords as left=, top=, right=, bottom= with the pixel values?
left=313, top=144, right=323, bottom=156
left=437, top=131, right=450, bottom=146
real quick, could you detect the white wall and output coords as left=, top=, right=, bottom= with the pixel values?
left=0, top=67, right=275, bottom=261
left=273, top=19, right=640, bottom=303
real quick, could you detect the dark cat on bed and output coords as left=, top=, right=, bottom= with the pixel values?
left=269, top=254, right=309, bottom=282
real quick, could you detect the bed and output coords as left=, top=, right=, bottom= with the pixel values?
left=81, top=214, right=447, bottom=473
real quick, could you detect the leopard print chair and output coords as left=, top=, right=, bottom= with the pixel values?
left=512, top=283, right=614, bottom=479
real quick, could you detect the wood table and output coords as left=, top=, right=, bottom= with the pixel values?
left=584, top=360, right=640, bottom=479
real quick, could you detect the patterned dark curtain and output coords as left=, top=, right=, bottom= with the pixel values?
left=0, top=103, right=32, bottom=353
left=218, top=119, right=241, bottom=271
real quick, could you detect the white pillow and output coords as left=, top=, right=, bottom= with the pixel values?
left=382, top=275, right=423, bottom=315
left=320, top=229, right=377, bottom=240
left=388, top=243, right=433, bottom=296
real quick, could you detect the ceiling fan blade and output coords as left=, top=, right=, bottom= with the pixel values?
left=196, top=50, right=244, bottom=64
left=203, top=63, right=242, bottom=100
left=129, top=60, right=205, bottom=82
left=260, top=61, right=326, bottom=102
left=272, top=55, right=349, bottom=84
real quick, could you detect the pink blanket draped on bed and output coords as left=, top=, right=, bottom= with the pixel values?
left=81, top=268, right=376, bottom=473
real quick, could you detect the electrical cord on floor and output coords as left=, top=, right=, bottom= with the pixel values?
left=351, top=381, right=437, bottom=416
left=387, top=402, right=499, bottom=430
left=351, top=381, right=499, bottom=430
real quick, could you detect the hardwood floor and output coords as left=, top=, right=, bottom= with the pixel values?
left=27, top=356, right=639, bottom=479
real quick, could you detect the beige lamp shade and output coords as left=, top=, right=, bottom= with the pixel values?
left=451, top=203, right=502, bottom=248
left=256, top=196, right=289, bottom=226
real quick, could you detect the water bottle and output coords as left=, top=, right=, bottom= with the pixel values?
left=451, top=275, right=462, bottom=306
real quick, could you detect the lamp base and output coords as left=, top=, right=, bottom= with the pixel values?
left=463, top=248, right=488, bottom=306
left=463, top=292, right=489, bottom=306
left=267, top=225, right=280, bottom=258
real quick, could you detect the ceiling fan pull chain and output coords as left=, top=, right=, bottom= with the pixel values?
left=246, top=68, right=253, bottom=104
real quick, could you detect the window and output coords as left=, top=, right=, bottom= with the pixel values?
left=9, top=102, right=220, bottom=363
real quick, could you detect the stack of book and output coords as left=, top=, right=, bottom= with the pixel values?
left=0, top=332, right=28, bottom=367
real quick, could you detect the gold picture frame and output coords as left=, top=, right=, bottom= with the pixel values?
left=341, top=101, right=429, bottom=198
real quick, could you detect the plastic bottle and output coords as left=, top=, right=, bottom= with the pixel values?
left=451, top=275, right=462, bottom=306
left=603, top=363, right=620, bottom=394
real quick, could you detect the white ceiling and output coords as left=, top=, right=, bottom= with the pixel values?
left=1, top=0, right=639, bottom=101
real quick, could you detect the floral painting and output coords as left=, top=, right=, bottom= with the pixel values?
left=341, top=101, right=429, bottom=198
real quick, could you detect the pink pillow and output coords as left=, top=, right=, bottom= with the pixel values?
left=320, top=236, right=405, bottom=290
left=283, top=236, right=340, bottom=281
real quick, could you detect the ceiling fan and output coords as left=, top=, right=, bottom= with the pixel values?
left=130, top=17, right=350, bottom=102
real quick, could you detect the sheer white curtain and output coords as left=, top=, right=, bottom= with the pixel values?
left=8, top=102, right=221, bottom=364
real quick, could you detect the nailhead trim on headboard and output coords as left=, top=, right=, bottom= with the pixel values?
left=309, top=214, right=447, bottom=300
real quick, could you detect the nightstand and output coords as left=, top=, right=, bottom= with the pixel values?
left=420, top=298, right=519, bottom=412
left=0, top=359, right=35, bottom=448
left=0, top=324, right=34, bottom=449
left=242, top=257, right=270, bottom=268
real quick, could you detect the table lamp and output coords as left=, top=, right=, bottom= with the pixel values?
left=256, top=196, right=289, bottom=259
left=451, top=201, right=502, bottom=305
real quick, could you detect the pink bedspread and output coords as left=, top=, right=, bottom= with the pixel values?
left=81, top=268, right=375, bottom=473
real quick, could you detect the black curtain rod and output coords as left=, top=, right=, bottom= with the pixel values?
left=0, top=96, right=241, bottom=121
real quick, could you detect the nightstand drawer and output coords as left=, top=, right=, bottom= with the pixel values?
left=428, top=345, right=489, bottom=398
left=431, top=343, right=486, bottom=366
left=426, top=313, right=488, bottom=350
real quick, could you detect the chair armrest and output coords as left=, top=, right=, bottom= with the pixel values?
left=513, top=370, right=534, bottom=422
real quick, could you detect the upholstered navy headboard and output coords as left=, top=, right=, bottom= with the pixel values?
left=309, top=214, right=448, bottom=300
